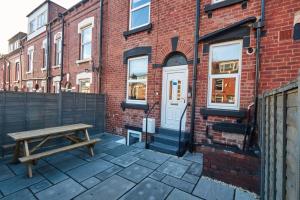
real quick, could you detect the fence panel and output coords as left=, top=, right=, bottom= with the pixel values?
left=260, top=77, right=300, bottom=200
left=0, top=92, right=105, bottom=147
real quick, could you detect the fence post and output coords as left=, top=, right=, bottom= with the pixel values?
left=296, top=70, right=300, bottom=200
left=58, top=92, right=63, bottom=125
left=260, top=94, right=266, bottom=200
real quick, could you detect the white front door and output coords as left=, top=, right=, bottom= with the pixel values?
left=161, top=65, right=188, bottom=130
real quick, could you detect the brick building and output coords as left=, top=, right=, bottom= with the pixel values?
left=1, top=0, right=300, bottom=193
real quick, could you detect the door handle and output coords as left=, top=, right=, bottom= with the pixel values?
left=170, top=103, right=179, bottom=106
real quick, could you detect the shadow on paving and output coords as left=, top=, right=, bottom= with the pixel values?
left=0, top=133, right=258, bottom=200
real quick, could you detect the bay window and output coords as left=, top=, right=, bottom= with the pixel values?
left=81, top=26, right=92, bottom=60
left=129, top=0, right=150, bottom=30
left=208, top=41, right=242, bottom=110
left=127, top=56, right=148, bottom=104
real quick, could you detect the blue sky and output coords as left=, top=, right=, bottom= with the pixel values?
left=0, top=0, right=81, bottom=54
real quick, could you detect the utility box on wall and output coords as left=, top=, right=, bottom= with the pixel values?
left=143, top=118, right=156, bottom=134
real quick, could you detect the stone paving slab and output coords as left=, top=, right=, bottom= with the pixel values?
left=137, top=150, right=170, bottom=164
left=105, top=145, right=136, bottom=157
left=167, top=189, right=202, bottom=200
left=36, top=178, right=86, bottom=200
left=37, top=164, right=68, bottom=184
left=187, top=162, right=203, bottom=177
left=0, top=173, right=44, bottom=195
left=74, top=175, right=135, bottom=200
left=0, top=191, right=3, bottom=198
left=119, top=178, right=173, bottom=200
left=45, top=153, right=87, bottom=172
left=96, top=165, right=123, bottom=181
left=29, top=180, right=52, bottom=193
left=136, top=159, right=160, bottom=170
left=162, top=175, right=195, bottom=193
left=0, top=189, right=36, bottom=200
left=157, top=161, right=189, bottom=178
left=235, top=189, right=258, bottom=200
left=183, top=152, right=204, bottom=164
left=102, top=141, right=123, bottom=150
left=118, top=164, right=153, bottom=183
left=102, top=154, right=115, bottom=161
left=0, top=165, right=15, bottom=182
left=7, top=160, right=47, bottom=175
left=69, top=149, right=107, bottom=162
left=81, top=177, right=101, bottom=189
left=182, top=173, right=200, bottom=184
left=192, top=177, right=235, bottom=200
left=149, top=171, right=166, bottom=181
left=111, top=154, right=139, bottom=167
left=169, top=157, right=193, bottom=166
left=67, top=159, right=113, bottom=182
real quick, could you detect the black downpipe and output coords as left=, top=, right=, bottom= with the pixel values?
left=190, top=0, right=201, bottom=152
left=98, top=0, right=104, bottom=93
left=59, top=14, right=65, bottom=93
left=46, top=23, right=52, bottom=93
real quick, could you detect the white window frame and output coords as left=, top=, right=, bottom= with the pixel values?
left=29, top=19, right=36, bottom=33
left=54, top=33, right=62, bottom=66
left=127, top=130, right=142, bottom=146
left=37, top=12, right=46, bottom=28
left=126, top=56, right=148, bottom=105
left=27, top=46, right=34, bottom=73
left=129, top=0, right=151, bottom=30
left=80, top=26, right=92, bottom=60
left=42, top=39, right=47, bottom=70
left=15, top=60, right=20, bottom=82
left=207, top=40, right=243, bottom=110
left=212, top=0, right=225, bottom=4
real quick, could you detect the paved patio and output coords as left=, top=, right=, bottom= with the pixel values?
left=0, top=133, right=257, bottom=200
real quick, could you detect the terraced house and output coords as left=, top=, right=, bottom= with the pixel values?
left=1, top=0, right=300, bottom=194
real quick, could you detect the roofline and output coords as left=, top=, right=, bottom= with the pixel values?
left=26, top=0, right=66, bottom=17
left=8, top=32, right=27, bottom=42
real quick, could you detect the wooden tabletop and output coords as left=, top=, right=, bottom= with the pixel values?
left=8, top=124, right=93, bottom=141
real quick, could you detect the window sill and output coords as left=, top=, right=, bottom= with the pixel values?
left=121, top=101, right=149, bottom=113
left=14, top=81, right=19, bottom=83
left=204, top=0, right=248, bottom=13
left=76, top=58, right=92, bottom=65
left=200, top=107, right=247, bottom=119
left=123, top=23, right=152, bottom=39
left=41, top=68, right=47, bottom=71
left=26, top=71, right=32, bottom=74
left=52, top=65, right=61, bottom=69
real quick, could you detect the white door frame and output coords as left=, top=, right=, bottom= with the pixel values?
left=161, top=65, right=188, bottom=130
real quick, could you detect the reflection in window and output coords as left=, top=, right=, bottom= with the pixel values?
left=130, top=0, right=150, bottom=30
left=127, top=56, right=148, bottom=103
left=81, top=26, right=92, bottom=59
left=79, top=79, right=91, bottom=93
left=208, top=41, right=242, bottom=109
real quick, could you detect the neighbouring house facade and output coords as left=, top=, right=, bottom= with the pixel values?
left=0, top=0, right=300, bottom=193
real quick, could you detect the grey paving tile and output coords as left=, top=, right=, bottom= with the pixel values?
left=67, top=159, right=113, bottom=182
left=182, top=173, right=200, bottom=184
left=74, top=175, right=135, bottom=200
left=29, top=180, right=52, bottom=193
left=137, top=150, right=170, bottom=164
left=169, top=157, right=193, bottom=166
left=120, top=178, right=172, bottom=200
left=45, top=153, right=87, bottom=172
left=0, top=174, right=44, bottom=195
left=130, top=142, right=145, bottom=149
left=183, top=152, right=204, bottom=164
left=118, top=164, right=153, bottom=183
left=102, top=154, right=115, bottom=161
left=0, top=191, right=3, bottom=198
left=124, top=148, right=145, bottom=156
left=136, top=159, right=160, bottom=170
left=1, top=189, right=36, bottom=200
left=111, top=154, right=139, bottom=167
left=37, top=164, right=68, bottom=184
left=192, top=177, right=235, bottom=200
left=8, top=160, right=47, bottom=175
left=69, top=149, right=107, bottom=162
left=149, top=171, right=166, bottom=181
left=96, top=165, right=123, bottom=181
left=157, top=161, right=189, bottom=178
left=162, top=175, right=195, bottom=193
left=187, top=163, right=203, bottom=177
left=36, top=178, right=86, bottom=200
left=0, top=165, right=15, bottom=181
left=81, top=177, right=101, bottom=189
left=235, top=189, right=258, bottom=200
left=167, top=188, right=202, bottom=200
left=102, top=141, right=123, bottom=150
left=105, top=145, right=135, bottom=157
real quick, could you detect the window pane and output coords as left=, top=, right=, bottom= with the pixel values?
left=82, top=27, right=92, bottom=43
left=128, top=82, right=146, bottom=101
left=82, top=43, right=92, bottom=59
left=131, top=6, right=149, bottom=29
left=129, top=58, right=147, bottom=80
left=211, top=78, right=236, bottom=104
left=131, top=0, right=150, bottom=9
left=211, top=43, right=241, bottom=75
left=79, top=79, right=90, bottom=93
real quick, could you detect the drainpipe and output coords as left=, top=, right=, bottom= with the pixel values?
left=58, top=13, right=65, bottom=93
left=19, top=46, right=23, bottom=91
left=46, top=22, right=52, bottom=93
left=7, top=61, right=10, bottom=91
left=189, top=0, right=201, bottom=153
left=3, top=57, right=6, bottom=91
left=98, top=0, right=104, bottom=93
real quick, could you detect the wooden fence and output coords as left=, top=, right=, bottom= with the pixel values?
left=259, top=76, right=300, bottom=200
left=0, top=92, right=106, bottom=147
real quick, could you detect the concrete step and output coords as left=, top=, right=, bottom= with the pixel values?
left=158, top=128, right=189, bottom=138
left=153, top=134, right=188, bottom=146
left=149, top=142, right=178, bottom=156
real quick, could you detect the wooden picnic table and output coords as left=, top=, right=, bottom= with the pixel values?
left=8, top=123, right=100, bottom=178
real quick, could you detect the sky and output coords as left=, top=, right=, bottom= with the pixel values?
left=0, top=0, right=81, bottom=54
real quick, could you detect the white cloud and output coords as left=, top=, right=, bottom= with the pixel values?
left=0, top=0, right=81, bottom=54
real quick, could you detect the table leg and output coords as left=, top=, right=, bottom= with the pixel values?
left=11, top=141, right=21, bottom=164
left=24, top=140, right=33, bottom=178
left=84, top=129, right=94, bottom=157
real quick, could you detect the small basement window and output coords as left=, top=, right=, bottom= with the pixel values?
left=208, top=40, right=242, bottom=110
left=127, top=130, right=142, bottom=146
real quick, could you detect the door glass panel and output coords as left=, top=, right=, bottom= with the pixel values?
left=211, top=78, right=236, bottom=104
left=177, top=80, right=182, bottom=100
